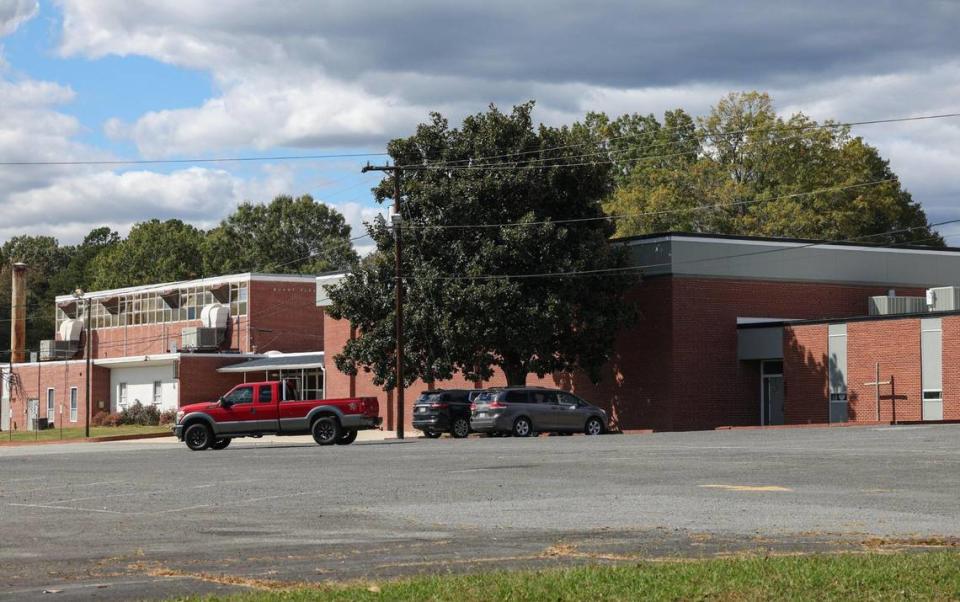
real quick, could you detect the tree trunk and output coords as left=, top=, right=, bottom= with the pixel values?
left=502, top=362, right=527, bottom=387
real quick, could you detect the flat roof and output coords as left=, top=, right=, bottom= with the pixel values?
left=217, top=352, right=325, bottom=373
left=737, top=309, right=960, bottom=329
left=621, top=232, right=960, bottom=288
left=55, top=273, right=319, bottom=303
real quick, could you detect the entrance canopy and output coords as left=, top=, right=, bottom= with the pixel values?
left=218, top=352, right=325, bottom=373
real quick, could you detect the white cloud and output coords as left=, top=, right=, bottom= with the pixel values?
left=0, top=0, right=36, bottom=37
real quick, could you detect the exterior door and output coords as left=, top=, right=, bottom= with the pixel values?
left=923, top=391, right=944, bottom=421
left=764, top=376, right=785, bottom=425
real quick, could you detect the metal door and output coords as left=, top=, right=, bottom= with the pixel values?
left=764, top=376, right=784, bottom=425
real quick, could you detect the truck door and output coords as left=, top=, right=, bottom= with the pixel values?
left=218, top=385, right=255, bottom=434
left=254, top=383, right=279, bottom=432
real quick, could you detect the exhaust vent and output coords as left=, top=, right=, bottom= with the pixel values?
left=926, top=286, right=960, bottom=312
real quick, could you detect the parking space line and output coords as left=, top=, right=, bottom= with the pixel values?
left=700, top=484, right=793, bottom=492
left=8, top=502, right=127, bottom=514
left=2, top=479, right=126, bottom=496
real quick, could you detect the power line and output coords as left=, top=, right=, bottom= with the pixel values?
left=0, top=151, right=389, bottom=167
left=412, top=218, right=960, bottom=281
left=392, top=111, right=960, bottom=170
left=396, top=178, right=898, bottom=231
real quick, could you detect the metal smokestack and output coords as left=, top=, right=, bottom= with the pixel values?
left=10, top=262, right=27, bottom=364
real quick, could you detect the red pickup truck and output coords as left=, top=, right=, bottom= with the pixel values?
left=172, top=380, right=381, bottom=451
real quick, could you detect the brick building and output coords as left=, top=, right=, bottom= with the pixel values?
left=319, top=233, right=960, bottom=432
left=0, top=273, right=324, bottom=432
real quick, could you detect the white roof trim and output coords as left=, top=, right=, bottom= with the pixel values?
left=55, top=273, right=318, bottom=303
left=625, top=234, right=960, bottom=258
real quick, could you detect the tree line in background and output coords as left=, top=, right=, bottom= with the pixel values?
left=0, top=195, right=359, bottom=354
left=0, top=91, right=943, bottom=381
left=329, top=92, right=942, bottom=388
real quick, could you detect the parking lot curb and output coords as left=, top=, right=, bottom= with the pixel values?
left=716, top=421, right=892, bottom=431
left=0, top=431, right=173, bottom=447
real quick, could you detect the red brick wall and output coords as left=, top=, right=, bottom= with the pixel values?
left=6, top=362, right=109, bottom=431
left=248, top=281, right=324, bottom=353
left=321, top=275, right=929, bottom=432
left=90, top=317, right=250, bottom=359
left=177, top=356, right=248, bottom=406
left=783, top=324, right=829, bottom=423
left=942, top=316, right=960, bottom=421
left=846, top=319, right=922, bottom=422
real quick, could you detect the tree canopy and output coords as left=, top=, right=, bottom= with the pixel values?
left=89, top=219, right=206, bottom=290
left=599, top=91, right=941, bottom=245
left=327, top=102, right=637, bottom=388
left=203, top=194, right=358, bottom=276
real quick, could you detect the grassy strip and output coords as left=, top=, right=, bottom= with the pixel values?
left=170, top=552, right=960, bottom=601
left=4, top=424, right=169, bottom=442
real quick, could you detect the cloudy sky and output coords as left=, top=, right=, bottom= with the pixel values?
left=1, top=0, right=958, bottom=250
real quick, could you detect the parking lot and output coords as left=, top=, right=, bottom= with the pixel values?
left=2, top=424, right=960, bottom=600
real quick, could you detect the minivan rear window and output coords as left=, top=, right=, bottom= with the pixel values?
left=475, top=391, right=498, bottom=402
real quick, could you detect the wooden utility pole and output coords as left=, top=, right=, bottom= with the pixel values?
left=360, top=163, right=406, bottom=439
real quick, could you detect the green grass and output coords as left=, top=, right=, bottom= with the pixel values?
left=169, top=552, right=960, bottom=601
left=4, top=424, right=170, bottom=442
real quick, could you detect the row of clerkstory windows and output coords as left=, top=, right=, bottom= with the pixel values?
left=56, top=281, right=248, bottom=331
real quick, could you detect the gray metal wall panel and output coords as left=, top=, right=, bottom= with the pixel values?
left=828, top=324, right=847, bottom=396
left=627, top=237, right=960, bottom=287
left=921, top=318, right=943, bottom=391
left=737, top=327, right=784, bottom=360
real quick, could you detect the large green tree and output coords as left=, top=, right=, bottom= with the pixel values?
left=327, top=102, right=636, bottom=388
left=89, top=219, right=205, bottom=289
left=203, top=195, right=358, bottom=275
left=602, top=92, right=942, bottom=245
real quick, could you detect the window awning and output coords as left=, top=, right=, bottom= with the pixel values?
left=218, top=353, right=325, bottom=373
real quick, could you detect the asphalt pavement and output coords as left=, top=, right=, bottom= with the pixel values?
left=2, top=424, right=960, bottom=600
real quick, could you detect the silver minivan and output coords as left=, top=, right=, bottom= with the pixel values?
left=470, top=387, right=608, bottom=437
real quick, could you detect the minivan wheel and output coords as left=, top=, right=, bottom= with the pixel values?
left=585, top=417, right=604, bottom=436
left=451, top=417, right=470, bottom=439
left=184, top=424, right=212, bottom=451
left=512, top=417, right=532, bottom=438
left=311, top=416, right=340, bottom=445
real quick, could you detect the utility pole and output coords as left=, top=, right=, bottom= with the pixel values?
left=361, top=163, right=406, bottom=439
left=75, top=289, right=92, bottom=438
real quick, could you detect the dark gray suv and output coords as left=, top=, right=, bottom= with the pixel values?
left=470, top=387, right=608, bottom=437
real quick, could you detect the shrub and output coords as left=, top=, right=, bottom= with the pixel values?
left=119, top=401, right=161, bottom=426
left=159, top=409, right=177, bottom=425
left=105, top=412, right=122, bottom=427
left=91, top=411, right=109, bottom=427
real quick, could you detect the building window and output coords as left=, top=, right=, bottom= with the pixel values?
left=119, top=382, right=128, bottom=407
left=70, top=387, right=78, bottom=422
left=923, top=390, right=943, bottom=401
left=46, top=388, right=55, bottom=424
left=153, top=381, right=162, bottom=405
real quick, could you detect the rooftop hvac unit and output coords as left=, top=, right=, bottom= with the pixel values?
left=926, top=286, right=960, bottom=312
left=58, top=318, right=84, bottom=342
left=181, top=327, right=224, bottom=351
left=40, top=340, right=79, bottom=361
left=200, top=303, right=230, bottom=329
left=868, top=295, right=928, bottom=316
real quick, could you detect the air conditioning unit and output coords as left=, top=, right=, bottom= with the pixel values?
left=868, top=296, right=928, bottom=316
left=926, top=286, right=960, bottom=312
left=181, top=327, right=223, bottom=351
left=40, top=340, right=79, bottom=361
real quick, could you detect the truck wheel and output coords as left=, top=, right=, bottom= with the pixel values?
left=311, top=416, right=340, bottom=446
left=335, top=430, right=358, bottom=445
left=211, top=438, right=231, bottom=450
left=184, top=424, right=213, bottom=451
left=451, top=417, right=470, bottom=439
